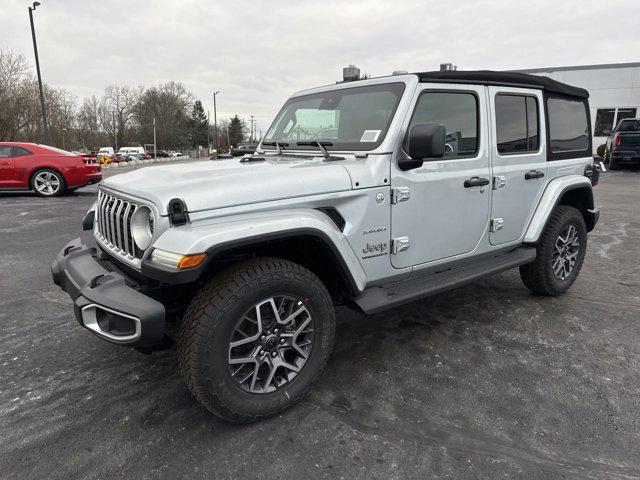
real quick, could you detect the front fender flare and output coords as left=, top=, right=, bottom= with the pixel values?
left=142, top=208, right=367, bottom=292
left=524, top=175, right=595, bottom=244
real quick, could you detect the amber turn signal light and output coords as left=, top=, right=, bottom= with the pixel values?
left=177, top=253, right=207, bottom=270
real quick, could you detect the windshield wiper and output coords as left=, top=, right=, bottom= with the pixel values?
left=296, top=141, right=343, bottom=161
left=262, top=141, right=289, bottom=155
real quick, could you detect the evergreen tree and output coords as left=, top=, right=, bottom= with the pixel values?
left=228, top=115, right=246, bottom=147
left=189, top=100, right=209, bottom=148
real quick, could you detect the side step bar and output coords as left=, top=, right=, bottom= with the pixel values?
left=354, top=247, right=537, bottom=314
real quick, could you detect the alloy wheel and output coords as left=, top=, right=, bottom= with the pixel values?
left=552, top=224, right=580, bottom=280
left=227, top=296, right=315, bottom=394
left=34, top=171, right=61, bottom=196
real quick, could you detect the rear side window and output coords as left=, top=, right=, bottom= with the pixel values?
left=495, top=95, right=539, bottom=154
left=409, top=91, right=479, bottom=160
left=546, top=97, right=590, bottom=154
left=12, top=146, right=33, bottom=157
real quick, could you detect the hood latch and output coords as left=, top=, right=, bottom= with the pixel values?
left=168, top=198, right=189, bottom=225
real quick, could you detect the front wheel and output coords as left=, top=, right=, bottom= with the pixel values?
left=31, top=168, right=66, bottom=197
left=178, top=257, right=336, bottom=423
left=520, top=205, right=587, bottom=296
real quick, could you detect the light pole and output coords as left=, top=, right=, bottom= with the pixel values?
left=206, top=111, right=210, bottom=154
left=28, top=1, right=50, bottom=145
left=213, top=91, right=219, bottom=152
left=153, top=117, right=157, bottom=160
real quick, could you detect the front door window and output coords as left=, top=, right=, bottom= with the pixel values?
left=409, top=91, right=478, bottom=159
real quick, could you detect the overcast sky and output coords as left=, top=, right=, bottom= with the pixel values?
left=1, top=0, right=638, bottom=134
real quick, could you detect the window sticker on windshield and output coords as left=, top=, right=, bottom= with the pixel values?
left=360, top=130, right=381, bottom=142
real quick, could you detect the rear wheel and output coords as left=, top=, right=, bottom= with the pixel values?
left=608, top=157, right=620, bottom=170
left=520, top=206, right=587, bottom=296
left=31, top=169, right=66, bottom=197
left=178, top=257, right=335, bottom=423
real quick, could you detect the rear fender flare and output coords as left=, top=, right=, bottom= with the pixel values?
left=524, top=175, right=595, bottom=243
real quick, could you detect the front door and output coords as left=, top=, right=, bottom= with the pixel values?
left=390, top=84, right=491, bottom=269
left=488, top=87, right=547, bottom=245
left=0, top=145, right=16, bottom=188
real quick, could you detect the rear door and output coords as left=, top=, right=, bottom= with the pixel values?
left=488, top=87, right=547, bottom=245
left=390, top=84, right=491, bottom=268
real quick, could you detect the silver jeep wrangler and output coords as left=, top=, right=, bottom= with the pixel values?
left=52, top=71, right=599, bottom=422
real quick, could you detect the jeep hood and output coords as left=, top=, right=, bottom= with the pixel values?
left=101, top=157, right=353, bottom=214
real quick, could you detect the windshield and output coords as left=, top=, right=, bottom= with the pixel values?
left=263, top=82, right=405, bottom=151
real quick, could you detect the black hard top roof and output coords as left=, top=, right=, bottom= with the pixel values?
left=415, top=70, right=589, bottom=99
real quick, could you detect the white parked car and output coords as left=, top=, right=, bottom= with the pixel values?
left=117, top=146, right=145, bottom=156
left=97, top=147, right=115, bottom=158
left=53, top=70, right=599, bottom=423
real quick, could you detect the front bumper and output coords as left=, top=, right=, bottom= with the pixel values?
left=51, top=238, right=165, bottom=347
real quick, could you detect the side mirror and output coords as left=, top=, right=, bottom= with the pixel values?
left=399, top=124, right=446, bottom=171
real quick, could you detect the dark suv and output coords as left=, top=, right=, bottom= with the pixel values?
left=230, top=143, right=258, bottom=156
left=605, top=118, right=640, bottom=169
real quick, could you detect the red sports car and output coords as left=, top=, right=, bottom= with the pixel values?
left=0, top=142, right=102, bottom=197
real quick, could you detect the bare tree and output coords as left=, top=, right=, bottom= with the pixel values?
left=0, top=50, right=78, bottom=146
left=103, top=85, right=139, bottom=148
left=0, top=48, right=244, bottom=152
left=46, top=87, right=77, bottom=149
left=77, top=95, right=108, bottom=148
left=0, top=50, right=40, bottom=141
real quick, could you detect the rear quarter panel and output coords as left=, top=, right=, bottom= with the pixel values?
left=22, top=154, right=89, bottom=188
left=546, top=156, right=591, bottom=180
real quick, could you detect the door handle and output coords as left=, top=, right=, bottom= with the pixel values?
left=0, top=161, right=10, bottom=165
left=525, top=170, right=545, bottom=180
left=464, top=176, right=490, bottom=188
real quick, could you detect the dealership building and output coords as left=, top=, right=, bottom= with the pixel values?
left=515, top=62, right=640, bottom=153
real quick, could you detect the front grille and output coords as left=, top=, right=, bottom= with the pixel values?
left=95, top=190, right=142, bottom=259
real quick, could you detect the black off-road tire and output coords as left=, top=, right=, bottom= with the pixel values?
left=608, top=157, right=620, bottom=170
left=177, top=257, right=336, bottom=423
left=520, top=205, right=587, bottom=296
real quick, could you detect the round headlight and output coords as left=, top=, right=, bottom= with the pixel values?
left=131, top=206, right=154, bottom=250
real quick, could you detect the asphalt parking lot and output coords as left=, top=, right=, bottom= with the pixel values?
left=1, top=164, right=639, bottom=479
